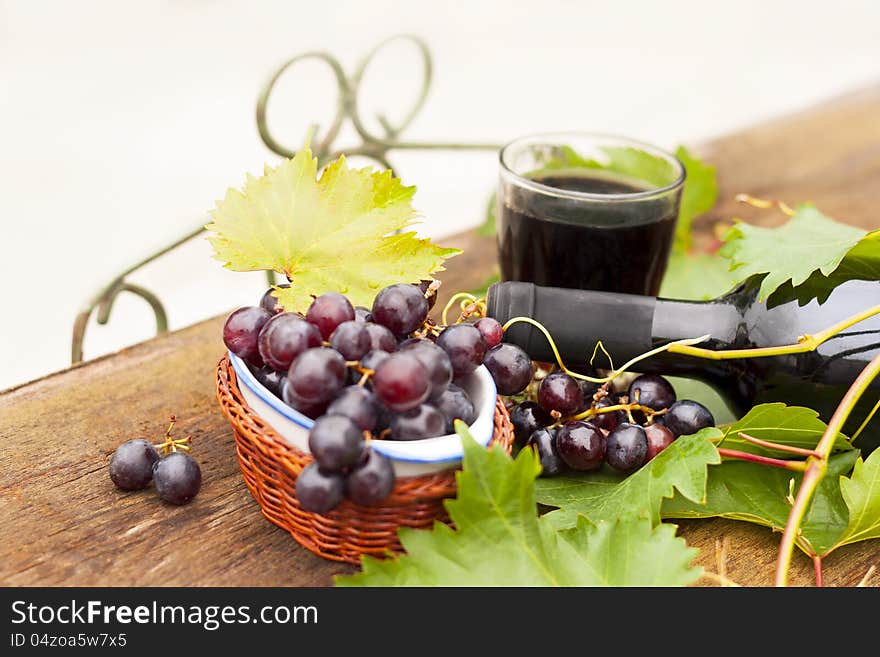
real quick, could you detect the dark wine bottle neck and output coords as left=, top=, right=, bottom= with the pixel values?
left=653, top=296, right=752, bottom=349
left=486, top=281, right=762, bottom=368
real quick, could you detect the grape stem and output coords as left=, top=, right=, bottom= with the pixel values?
left=735, top=193, right=796, bottom=217
left=152, top=415, right=193, bottom=455
left=667, top=303, right=880, bottom=361
left=348, top=363, right=374, bottom=387
left=441, top=292, right=477, bottom=326
left=775, top=350, right=880, bottom=586
left=566, top=403, right=666, bottom=424
left=500, top=315, right=710, bottom=385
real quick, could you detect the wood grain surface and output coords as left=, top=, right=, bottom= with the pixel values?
left=2, top=86, right=879, bottom=587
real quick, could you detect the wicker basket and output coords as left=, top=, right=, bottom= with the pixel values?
left=215, top=354, right=514, bottom=564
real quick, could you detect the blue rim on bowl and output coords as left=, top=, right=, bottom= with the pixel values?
left=228, top=350, right=497, bottom=465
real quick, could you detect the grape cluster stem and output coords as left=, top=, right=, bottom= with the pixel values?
left=565, top=402, right=665, bottom=425
left=441, top=293, right=487, bottom=326
left=153, top=415, right=192, bottom=456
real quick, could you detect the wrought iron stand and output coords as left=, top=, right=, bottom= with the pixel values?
left=72, top=34, right=500, bottom=363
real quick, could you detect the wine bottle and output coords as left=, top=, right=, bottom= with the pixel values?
left=487, top=280, right=880, bottom=451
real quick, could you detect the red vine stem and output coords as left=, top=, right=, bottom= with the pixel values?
left=717, top=448, right=807, bottom=471
left=813, top=556, right=824, bottom=587
left=775, top=351, right=880, bottom=586
left=736, top=432, right=821, bottom=458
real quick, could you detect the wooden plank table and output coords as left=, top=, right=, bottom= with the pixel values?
left=3, top=87, right=880, bottom=587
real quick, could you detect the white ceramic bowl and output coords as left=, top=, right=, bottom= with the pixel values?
left=228, top=351, right=497, bottom=477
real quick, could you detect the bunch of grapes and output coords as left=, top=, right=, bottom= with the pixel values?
left=223, top=281, right=535, bottom=514
left=510, top=372, right=716, bottom=477
left=109, top=416, right=202, bottom=505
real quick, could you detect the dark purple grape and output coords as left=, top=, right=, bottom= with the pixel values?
left=257, top=312, right=322, bottom=372
left=399, top=338, right=453, bottom=400
left=252, top=365, right=285, bottom=397
left=645, top=423, right=675, bottom=461
left=354, top=306, right=372, bottom=322
left=556, top=421, right=605, bottom=471
left=537, top=372, right=584, bottom=415
left=436, top=324, right=487, bottom=378
left=372, top=352, right=430, bottom=413
left=223, top=306, right=272, bottom=367
left=306, top=292, right=355, bottom=339
left=109, top=439, right=159, bottom=490
left=628, top=374, right=676, bottom=412
left=153, top=452, right=202, bottom=504
left=510, top=401, right=552, bottom=447
left=590, top=398, right=624, bottom=432
left=259, top=284, right=290, bottom=314
left=364, top=322, right=397, bottom=352
left=390, top=403, right=448, bottom=440
left=605, top=423, right=648, bottom=472
left=347, top=449, right=395, bottom=506
left=434, top=384, right=476, bottom=432
left=360, top=349, right=391, bottom=374
left=526, top=428, right=564, bottom=477
left=483, top=343, right=533, bottom=395
left=308, top=415, right=365, bottom=472
left=329, top=320, right=371, bottom=361
left=286, top=347, right=346, bottom=404
left=296, top=463, right=344, bottom=513
left=281, top=380, right=328, bottom=419
left=417, top=279, right=438, bottom=311
left=474, top=317, right=504, bottom=348
left=663, top=400, right=715, bottom=437
left=371, top=284, right=428, bottom=335
left=327, top=386, right=378, bottom=432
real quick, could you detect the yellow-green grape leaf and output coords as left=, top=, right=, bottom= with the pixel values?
left=206, top=147, right=460, bottom=312
left=825, top=448, right=880, bottom=555
left=719, top=204, right=868, bottom=305
left=336, top=427, right=701, bottom=587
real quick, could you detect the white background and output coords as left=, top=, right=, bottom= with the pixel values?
left=1, top=0, right=879, bottom=390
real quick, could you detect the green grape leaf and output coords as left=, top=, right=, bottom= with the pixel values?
left=828, top=448, right=880, bottom=554
left=536, top=430, right=722, bottom=530
left=718, top=204, right=873, bottom=305
left=713, top=403, right=852, bottom=457
left=336, top=426, right=701, bottom=587
left=659, top=250, right=739, bottom=300
left=206, top=146, right=460, bottom=312
left=674, top=146, right=718, bottom=250
left=662, top=451, right=859, bottom=557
